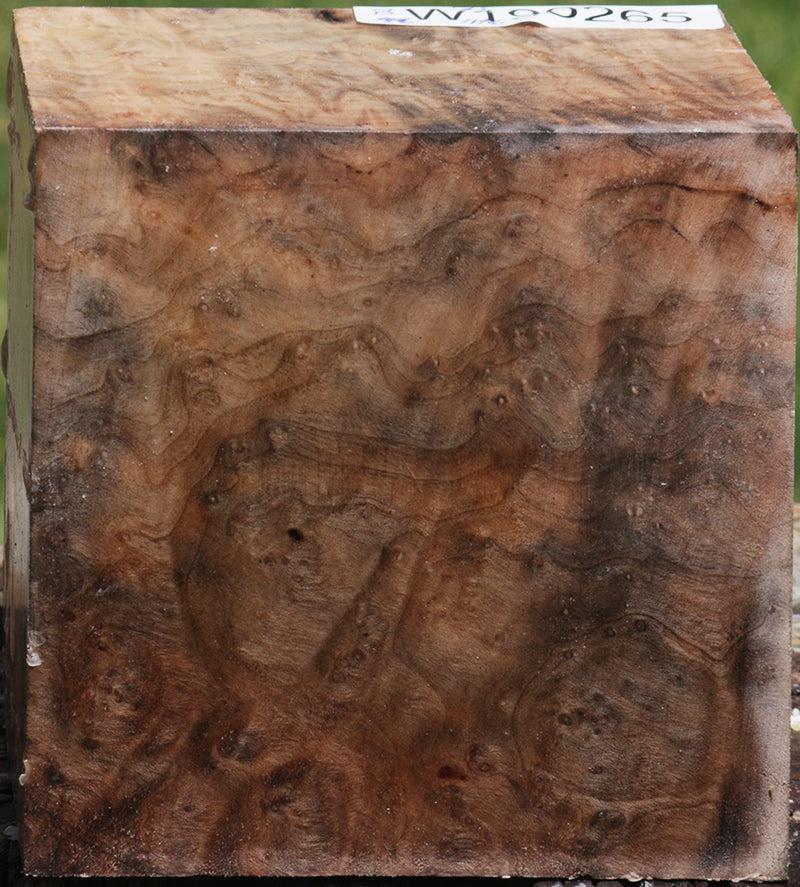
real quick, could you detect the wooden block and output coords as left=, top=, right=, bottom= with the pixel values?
left=5, top=6, right=797, bottom=879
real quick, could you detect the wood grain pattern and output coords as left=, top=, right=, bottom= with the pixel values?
left=6, top=8, right=797, bottom=880
left=11, top=7, right=793, bottom=134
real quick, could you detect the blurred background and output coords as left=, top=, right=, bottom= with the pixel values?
left=0, top=1, right=797, bottom=517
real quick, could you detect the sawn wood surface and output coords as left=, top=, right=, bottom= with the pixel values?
left=4, top=7, right=797, bottom=880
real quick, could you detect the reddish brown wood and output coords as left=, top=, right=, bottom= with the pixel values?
left=5, top=7, right=797, bottom=880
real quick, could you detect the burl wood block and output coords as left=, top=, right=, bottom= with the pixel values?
left=4, top=6, right=797, bottom=879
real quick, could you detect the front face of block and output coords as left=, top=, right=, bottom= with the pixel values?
left=18, top=128, right=795, bottom=877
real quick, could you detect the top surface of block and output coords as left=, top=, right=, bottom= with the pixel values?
left=13, top=6, right=794, bottom=134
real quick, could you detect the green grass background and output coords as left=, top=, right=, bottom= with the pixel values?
left=0, top=1, right=796, bottom=512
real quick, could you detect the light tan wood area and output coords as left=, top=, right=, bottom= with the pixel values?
left=5, top=7, right=797, bottom=881
left=12, top=7, right=793, bottom=133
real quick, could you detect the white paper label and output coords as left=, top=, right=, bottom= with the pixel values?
left=353, top=6, right=724, bottom=29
